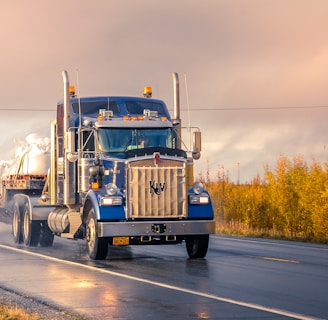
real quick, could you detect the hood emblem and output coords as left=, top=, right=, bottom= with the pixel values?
left=154, top=152, right=160, bottom=165
left=150, top=180, right=166, bottom=195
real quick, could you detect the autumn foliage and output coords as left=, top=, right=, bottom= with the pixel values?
left=200, top=156, right=328, bottom=241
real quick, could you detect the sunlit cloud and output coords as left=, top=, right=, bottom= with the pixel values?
left=1, top=1, right=328, bottom=182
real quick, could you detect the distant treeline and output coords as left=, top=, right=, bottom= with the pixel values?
left=201, top=156, right=328, bottom=241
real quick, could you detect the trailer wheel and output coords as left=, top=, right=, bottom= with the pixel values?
left=185, top=235, right=209, bottom=259
left=12, top=201, right=23, bottom=244
left=39, top=221, right=54, bottom=247
left=22, top=203, right=41, bottom=247
left=86, top=208, right=108, bottom=260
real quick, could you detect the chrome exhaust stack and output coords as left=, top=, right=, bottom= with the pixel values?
left=172, top=72, right=182, bottom=149
left=62, top=70, right=70, bottom=142
left=62, top=70, right=76, bottom=205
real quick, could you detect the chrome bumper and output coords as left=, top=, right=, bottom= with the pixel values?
left=98, top=220, right=215, bottom=237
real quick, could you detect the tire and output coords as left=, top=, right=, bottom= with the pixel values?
left=185, top=235, right=209, bottom=259
left=22, top=202, right=41, bottom=247
left=39, top=221, right=54, bottom=247
left=12, top=201, right=23, bottom=244
left=86, top=208, right=108, bottom=260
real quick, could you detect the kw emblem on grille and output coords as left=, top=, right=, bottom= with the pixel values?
left=149, top=181, right=166, bottom=195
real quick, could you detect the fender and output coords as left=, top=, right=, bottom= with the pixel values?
left=83, top=189, right=126, bottom=221
left=12, top=194, right=54, bottom=221
left=187, top=189, right=214, bottom=219
left=84, top=189, right=101, bottom=220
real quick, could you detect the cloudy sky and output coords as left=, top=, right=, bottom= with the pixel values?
left=1, top=0, right=328, bottom=182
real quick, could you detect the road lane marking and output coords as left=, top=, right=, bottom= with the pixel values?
left=262, top=256, right=299, bottom=263
left=0, top=244, right=321, bottom=320
left=213, top=235, right=328, bottom=252
left=247, top=255, right=300, bottom=263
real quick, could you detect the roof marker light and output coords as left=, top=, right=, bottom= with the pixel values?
left=143, top=86, right=152, bottom=98
left=69, top=86, right=76, bottom=97
left=122, top=115, right=145, bottom=121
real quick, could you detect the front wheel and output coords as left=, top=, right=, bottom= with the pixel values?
left=86, top=208, right=108, bottom=260
left=185, top=235, right=209, bottom=259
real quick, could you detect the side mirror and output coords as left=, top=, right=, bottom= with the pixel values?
left=192, top=131, right=201, bottom=160
left=67, top=152, right=78, bottom=162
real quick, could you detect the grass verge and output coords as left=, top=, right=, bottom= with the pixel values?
left=0, top=303, right=38, bottom=320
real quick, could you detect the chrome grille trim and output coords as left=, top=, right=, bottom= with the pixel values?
left=127, top=162, right=186, bottom=218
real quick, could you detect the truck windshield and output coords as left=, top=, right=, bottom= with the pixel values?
left=97, top=128, right=173, bottom=153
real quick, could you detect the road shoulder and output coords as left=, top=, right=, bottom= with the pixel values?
left=0, top=285, right=87, bottom=320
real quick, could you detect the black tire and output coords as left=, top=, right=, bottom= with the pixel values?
left=86, top=208, right=108, bottom=260
left=12, top=201, right=23, bottom=244
left=39, top=221, right=54, bottom=247
left=185, top=235, right=209, bottom=259
left=22, top=203, right=41, bottom=247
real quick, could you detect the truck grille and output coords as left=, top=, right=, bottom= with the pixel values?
left=127, top=159, right=187, bottom=218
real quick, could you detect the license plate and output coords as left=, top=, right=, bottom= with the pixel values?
left=113, top=237, right=129, bottom=246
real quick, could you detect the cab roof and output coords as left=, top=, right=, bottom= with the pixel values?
left=67, top=96, right=172, bottom=120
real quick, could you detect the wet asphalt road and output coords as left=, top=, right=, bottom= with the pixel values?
left=0, top=222, right=327, bottom=320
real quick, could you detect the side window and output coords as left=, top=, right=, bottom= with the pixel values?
left=82, top=130, right=95, bottom=154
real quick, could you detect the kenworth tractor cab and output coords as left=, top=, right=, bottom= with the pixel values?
left=9, top=71, right=215, bottom=260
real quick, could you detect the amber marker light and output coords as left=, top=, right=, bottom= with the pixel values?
left=92, top=182, right=99, bottom=190
left=69, top=86, right=76, bottom=96
left=143, top=86, right=152, bottom=98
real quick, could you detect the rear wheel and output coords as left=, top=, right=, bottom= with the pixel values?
left=86, top=208, right=108, bottom=260
left=22, top=203, right=41, bottom=247
left=12, top=201, right=23, bottom=244
left=185, top=235, right=209, bottom=259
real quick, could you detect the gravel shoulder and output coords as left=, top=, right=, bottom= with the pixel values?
left=0, top=211, right=88, bottom=320
left=0, top=285, right=88, bottom=320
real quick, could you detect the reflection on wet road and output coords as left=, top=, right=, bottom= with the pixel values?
left=0, top=222, right=327, bottom=319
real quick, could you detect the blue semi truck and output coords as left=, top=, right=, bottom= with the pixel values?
left=3, top=71, right=215, bottom=260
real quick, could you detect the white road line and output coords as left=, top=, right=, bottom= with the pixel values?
left=211, top=235, right=328, bottom=251
left=0, top=244, right=322, bottom=320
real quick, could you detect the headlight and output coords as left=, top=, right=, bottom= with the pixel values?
left=189, top=195, right=209, bottom=205
left=105, top=183, right=118, bottom=195
left=100, top=196, right=122, bottom=206
left=192, top=182, right=204, bottom=195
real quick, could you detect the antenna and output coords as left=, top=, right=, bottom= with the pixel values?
left=184, top=73, right=192, bottom=149
left=76, top=69, right=82, bottom=127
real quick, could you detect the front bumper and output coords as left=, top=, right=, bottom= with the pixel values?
left=98, top=220, right=215, bottom=237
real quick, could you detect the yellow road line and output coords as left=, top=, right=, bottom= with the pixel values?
left=262, top=256, right=299, bottom=263
left=247, top=255, right=299, bottom=263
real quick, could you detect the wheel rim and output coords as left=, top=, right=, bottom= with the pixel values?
left=23, top=206, right=30, bottom=241
left=13, top=207, right=19, bottom=238
left=86, top=216, right=96, bottom=251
